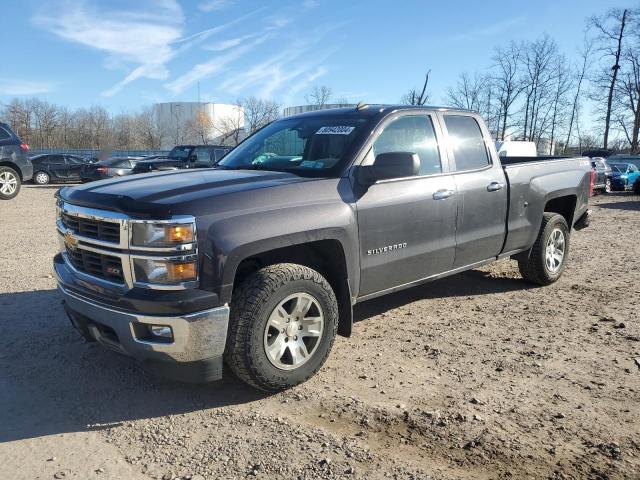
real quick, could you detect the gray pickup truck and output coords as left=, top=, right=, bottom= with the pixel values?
left=54, top=105, right=591, bottom=391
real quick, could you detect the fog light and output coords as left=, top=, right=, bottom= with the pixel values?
left=150, top=325, right=173, bottom=339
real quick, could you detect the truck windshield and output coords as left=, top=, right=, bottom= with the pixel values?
left=217, top=115, right=371, bottom=177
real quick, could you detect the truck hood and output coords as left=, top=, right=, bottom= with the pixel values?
left=58, top=168, right=312, bottom=217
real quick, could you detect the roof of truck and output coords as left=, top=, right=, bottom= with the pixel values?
left=285, top=104, right=474, bottom=120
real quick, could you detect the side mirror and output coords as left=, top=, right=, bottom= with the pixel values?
left=357, top=152, right=420, bottom=186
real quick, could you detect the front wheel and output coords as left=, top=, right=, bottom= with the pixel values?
left=225, top=263, right=339, bottom=391
left=33, top=171, right=50, bottom=185
left=0, top=166, right=21, bottom=200
left=518, top=213, right=570, bottom=286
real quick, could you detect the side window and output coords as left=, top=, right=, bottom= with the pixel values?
left=371, top=115, right=442, bottom=176
left=213, top=148, right=228, bottom=161
left=193, top=147, right=214, bottom=164
left=50, top=155, right=65, bottom=165
left=443, top=115, right=490, bottom=171
left=0, top=127, right=11, bottom=140
left=66, top=156, right=83, bottom=165
left=115, top=159, right=131, bottom=168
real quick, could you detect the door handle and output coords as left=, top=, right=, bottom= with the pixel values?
left=433, top=189, right=455, bottom=200
left=487, top=181, right=504, bottom=192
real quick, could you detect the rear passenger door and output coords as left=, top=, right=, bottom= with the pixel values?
left=439, top=113, right=508, bottom=268
left=47, top=155, right=67, bottom=180
left=355, top=113, right=458, bottom=297
left=65, top=156, right=84, bottom=181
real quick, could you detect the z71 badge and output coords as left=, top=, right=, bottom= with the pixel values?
left=367, top=243, right=407, bottom=256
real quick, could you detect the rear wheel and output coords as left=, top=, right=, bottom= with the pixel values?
left=33, top=171, right=50, bottom=185
left=0, top=166, right=21, bottom=200
left=518, top=213, right=570, bottom=286
left=225, top=263, right=339, bottom=391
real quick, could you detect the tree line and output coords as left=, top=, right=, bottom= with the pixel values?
left=1, top=6, right=638, bottom=153
left=402, top=7, right=640, bottom=154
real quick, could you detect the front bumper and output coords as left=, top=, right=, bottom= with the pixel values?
left=56, top=264, right=230, bottom=383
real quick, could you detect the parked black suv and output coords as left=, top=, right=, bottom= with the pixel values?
left=131, top=145, right=231, bottom=174
left=31, top=154, right=90, bottom=185
left=0, top=122, right=32, bottom=199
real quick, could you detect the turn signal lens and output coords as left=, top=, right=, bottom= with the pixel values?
left=166, top=225, right=193, bottom=243
left=167, top=261, right=197, bottom=281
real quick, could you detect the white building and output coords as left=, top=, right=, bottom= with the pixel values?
left=154, top=102, right=244, bottom=149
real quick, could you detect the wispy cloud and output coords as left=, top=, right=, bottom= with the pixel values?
left=450, top=16, right=524, bottom=43
left=34, top=1, right=266, bottom=97
left=34, top=0, right=184, bottom=96
left=165, top=34, right=274, bottom=93
left=198, top=0, right=233, bottom=12
left=0, top=79, right=54, bottom=96
left=218, top=24, right=343, bottom=100
left=303, top=0, right=320, bottom=8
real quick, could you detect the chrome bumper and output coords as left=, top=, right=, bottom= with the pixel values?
left=59, top=282, right=229, bottom=368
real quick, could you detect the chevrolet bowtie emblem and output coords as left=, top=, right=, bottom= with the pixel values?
left=64, top=231, right=79, bottom=248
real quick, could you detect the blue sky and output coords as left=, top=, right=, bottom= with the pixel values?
left=0, top=0, right=622, bottom=112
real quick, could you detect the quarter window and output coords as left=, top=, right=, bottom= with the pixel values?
left=444, top=115, right=490, bottom=171
left=371, top=115, right=442, bottom=176
left=0, top=127, right=11, bottom=140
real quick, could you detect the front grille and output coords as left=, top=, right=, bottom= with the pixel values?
left=65, top=246, right=124, bottom=283
left=61, top=213, right=120, bottom=243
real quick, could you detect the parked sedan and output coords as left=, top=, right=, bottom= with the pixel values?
left=80, top=157, right=140, bottom=182
left=31, top=154, right=89, bottom=185
left=607, top=162, right=640, bottom=191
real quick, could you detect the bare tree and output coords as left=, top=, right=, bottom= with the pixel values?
left=519, top=35, right=559, bottom=144
left=214, top=106, right=245, bottom=146
left=616, top=48, right=640, bottom=152
left=401, top=70, right=430, bottom=105
left=590, top=8, right=631, bottom=148
left=305, top=85, right=333, bottom=107
left=492, top=42, right=522, bottom=140
left=564, top=35, right=593, bottom=153
left=548, top=55, right=573, bottom=154
left=186, top=110, right=215, bottom=144
left=241, top=97, right=280, bottom=134
left=447, top=72, right=484, bottom=110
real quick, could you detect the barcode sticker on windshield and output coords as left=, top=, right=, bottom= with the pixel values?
left=316, top=126, right=355, bottom=135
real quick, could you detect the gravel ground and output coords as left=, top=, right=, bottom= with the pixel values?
left=1, top=185, right=639, bottom=480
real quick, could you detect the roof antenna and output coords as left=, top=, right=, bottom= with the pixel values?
left=356, top=101, right=368, bottom=111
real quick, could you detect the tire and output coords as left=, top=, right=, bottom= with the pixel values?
left=0, top=166, right=21, bottom=200
left=633, top=180, right=640, bottom=195
left=225, top=263, right=339, bottom=392
left=518, top=213, right=570, bottom=286
left=33, top=171, right=50, bottom=185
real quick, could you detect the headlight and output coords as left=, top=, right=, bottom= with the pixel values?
left=133, top=258, right=197, bottom=285
left=131, top=222, right=195, bottom=247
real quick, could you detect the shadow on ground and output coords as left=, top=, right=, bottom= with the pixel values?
left=0, top=269, right=531, bottom=443
left=354, top=268, right=530, bottom=322
left=595, top=200, right=640, bottom=211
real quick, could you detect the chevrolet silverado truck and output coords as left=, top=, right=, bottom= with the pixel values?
left=54, top=105, right=592, bottom=391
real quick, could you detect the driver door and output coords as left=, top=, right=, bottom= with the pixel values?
left=355, top=113, right=457, bottom=297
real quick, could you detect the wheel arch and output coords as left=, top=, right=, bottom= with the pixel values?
left=230, top=239, right=354, bottom=337
left=0, top=161, right=22, bottom=181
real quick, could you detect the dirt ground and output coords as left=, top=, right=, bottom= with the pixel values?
left=1, top=185, right=639, bottom=480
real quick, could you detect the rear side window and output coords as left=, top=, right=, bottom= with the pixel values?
left=49, top=155, right=65, bottom=164
left=0, top=127, right=11, bottom=140
left=444, top=115, right=490, bottom=171
left=114, top=159, right=131, bottom=168
left=193, top=147, right=214, bottom=163
left=372, top=115, right=442, bottom=176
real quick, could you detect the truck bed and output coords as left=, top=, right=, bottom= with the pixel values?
left=499, top=155, right=591, bottom=256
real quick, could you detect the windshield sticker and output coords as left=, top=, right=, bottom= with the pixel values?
left=316, top=126, right=355, bottom=135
